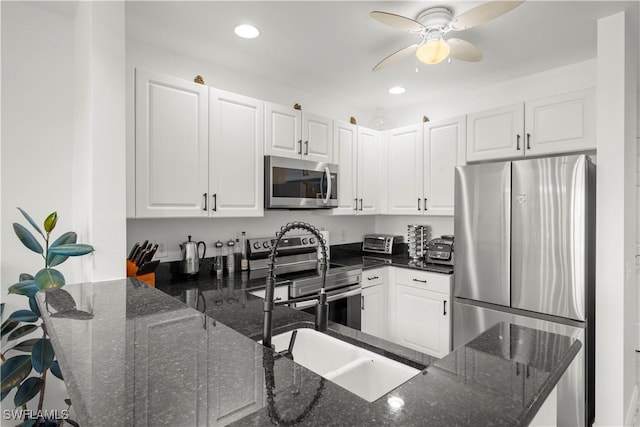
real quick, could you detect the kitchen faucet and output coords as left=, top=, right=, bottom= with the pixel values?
left=262, top=221, right=329, bottom=349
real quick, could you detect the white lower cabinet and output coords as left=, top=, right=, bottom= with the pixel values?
left=360, top=268, right=386, bottom=339
left=390, top=269, right=452, bottom=359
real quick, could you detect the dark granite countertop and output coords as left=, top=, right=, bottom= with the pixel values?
left=38, top=272, right=580, bottom=426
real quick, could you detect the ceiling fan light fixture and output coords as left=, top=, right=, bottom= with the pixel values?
left=416, top=39, right=450, bottom=65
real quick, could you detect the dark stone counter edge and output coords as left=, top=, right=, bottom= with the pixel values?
left=518, top=339, right=582, bottom=426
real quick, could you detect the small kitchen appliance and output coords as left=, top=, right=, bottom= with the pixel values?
left=179, top=235, right=206, bottom=275
left=362, top=234, right=404, bottom=255
left=426, top=235, right=454, bottom=265
left=407, top=224, right=432, bottom=259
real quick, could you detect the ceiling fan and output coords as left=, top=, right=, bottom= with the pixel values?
left=370, top=0, right=524, bottom=71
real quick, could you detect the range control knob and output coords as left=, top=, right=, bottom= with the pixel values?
left=309, top=237, right=316, bottom=244
left=301, top=238, right=308, bottom=244
left=253, top=242, right=261, bottom=250
left=263, top=241, right=270, bottom=249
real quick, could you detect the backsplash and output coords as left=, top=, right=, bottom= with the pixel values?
left=127, top=211, right=454, bottom=263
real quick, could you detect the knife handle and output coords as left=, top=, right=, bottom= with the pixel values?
left=128, top=243, right=140, bottom=260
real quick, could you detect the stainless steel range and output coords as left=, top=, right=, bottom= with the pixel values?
left=248, top=233, right=362, bottom=329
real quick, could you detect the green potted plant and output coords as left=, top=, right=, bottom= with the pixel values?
left=1, top=208, right=94, bottom=427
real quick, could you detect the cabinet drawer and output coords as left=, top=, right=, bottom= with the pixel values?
left=395, top=268, right=450, bottom=294
left=361, top=268, right=384, bottom=287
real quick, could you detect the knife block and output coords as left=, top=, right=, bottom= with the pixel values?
left=126, top=260, right=155, bottom=287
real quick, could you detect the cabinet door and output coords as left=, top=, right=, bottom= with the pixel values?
left=209, top=89, right=264, bottom=217
left=356, top=127, right=380, bottom=214
left=361, top=284, right=386, bottom=339
left=332, top=121, right=358, bottom=214
left=135, top=69, right=209, bottom=217
left=423, top=116, right=466, bottom=216
left=302, top=112, right=333, bottom=163
left=466, top=103, right=524, bottom=162
left=395, top=284, right=450, bottom=358
left=387, top=125, right=423, bottom=215
left=524, top=88, right=596, bottom=156
left=265, top=103, right=301, bottom=159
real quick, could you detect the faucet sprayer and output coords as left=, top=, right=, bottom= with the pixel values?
left=262, top=221, right=329, bottom=348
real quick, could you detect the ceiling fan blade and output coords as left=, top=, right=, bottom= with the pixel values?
left=447, top=38, right=482, bottom=62
left=449, top=0, right=524, bottom=31
left=372, top=44, right=419, bottom=71
left=370, top=11, right=425, bottom=32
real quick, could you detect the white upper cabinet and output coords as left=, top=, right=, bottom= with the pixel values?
left=209, top=88, right=264, bottom=217
left=524, top=89, right=596, bottom=156
left=423, top=116, right=466, bottom=215
left=135, top=69, right=209, bottom=218
left=265, top=103, right=333, bottom=163
left=467, top=88, right=595, bottom=162
left=356, top=127, right=380, bottom=215
left=467, top=103, right=525, bottom=162
left=332, top=123, right=381, bottom=215
left=134, top=69, right=264, bottom=218
left=387, top=124, right=423, bottom=215
left=386, top=118, right=465, bottom=216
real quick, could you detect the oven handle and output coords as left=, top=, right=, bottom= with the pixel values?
left=323, top=167, right=332, bottom=205
left=326, top=285, right=361, bottom=303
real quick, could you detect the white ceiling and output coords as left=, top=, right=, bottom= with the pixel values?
left=123, top=1, right=637, bottom=118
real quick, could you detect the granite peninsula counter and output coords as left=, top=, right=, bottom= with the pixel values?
left=38, top=277, right=580, bottom=426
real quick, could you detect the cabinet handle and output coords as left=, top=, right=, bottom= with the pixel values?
left=212, top=194, right=217, bottom=211
left=359, top=199, right=363, bottom=211
left=203, top=193, right=208, bottom=211
left=443, top=300, right=447, bottom=316
left=354, top=198, right=358, bottom=211
left=526, top=365, right=530, bottom=378
left=418, top=198, right=421, bottom=211
left=516, top=364, right=520, bottom=376
left=526, top=133, right=531, bottom=150
left=516, top=134, right=521, bottom=150
left=361, top=295, right=364, bottom=311
left=412, top=278, right=427, bottom=283
left=367, top=276, right=379, bottom=280
left=304, top=140, right=309, bottom=155
left=297, top=140, right=303, bottom=155
left=424, top=198, right=428, bottom=211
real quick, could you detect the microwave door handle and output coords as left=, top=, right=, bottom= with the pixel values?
left=323, top=167, right=331, bottom=205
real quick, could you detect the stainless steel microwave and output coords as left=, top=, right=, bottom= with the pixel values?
left=265, top=156, right=338, bottom=209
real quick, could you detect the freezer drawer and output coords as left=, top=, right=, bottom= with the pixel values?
left=454, top=162, right=511, bottom=306
left=453, top=299, right=589, bottom=427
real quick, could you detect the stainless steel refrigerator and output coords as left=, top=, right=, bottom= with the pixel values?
left=453, top=154, right=595, bottom=426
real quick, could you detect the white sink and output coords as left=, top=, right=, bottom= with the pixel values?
left=269, top=328, right=420, bottom=402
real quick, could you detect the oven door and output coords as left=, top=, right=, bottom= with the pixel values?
left=293, top=284, right=361, bottom=330
left=265, top=156, right=338, bottom=209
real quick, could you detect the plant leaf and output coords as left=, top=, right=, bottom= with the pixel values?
left=21, top=420, right=37, bottom=427
left=49, top=244, right=94, bottom=257
left=13, top=223, right=43, bottom=255
left=64, top=398, right=71, bottom=406
left=1, top=319, right=19, bottom=339
left=32, top=338, right=54, bottom=373
left=0, top=303, right=4, bottom=319
left=7, top=324, right=38, bottom=341
left=28, top=297, right=41, bottom=317
left=0, top=389, right=10, bottom=402
left=1, top=355, right=32, bottom=392
left=17, top=208, right=45, bottom=239
left=34, top=268, right=65, bottom=290
left=7, top=338, right=40, bottom=353
left=50, top=360, right=64, bottom=381
left=8, top=280, right=39, bottom=298
left=66, top=419, right=80, bottom=427
left=45, top=289, right=76, bottom=312
left=44, top=212, right=58, bottom=233
left=47, top=231, right=77, bottom=267
left=19, top=273, right=35, bottom=282
left=8, top=310, right=39, bottom=323
left=14, top=377, right=43, bottom=407
left=51, top=309, right=93, bottom=320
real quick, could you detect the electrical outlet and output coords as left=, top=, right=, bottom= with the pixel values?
left=340, top=229, right=347, bottom=242
left=156, top=239, right=168, bottom=258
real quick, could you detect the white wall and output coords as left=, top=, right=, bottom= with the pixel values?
left=595, top=10, right=639, bottom=427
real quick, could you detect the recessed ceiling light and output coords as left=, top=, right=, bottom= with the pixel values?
left=388, top=86, right=406, bottom=95
left=234, top=24, right=260, bottom=39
